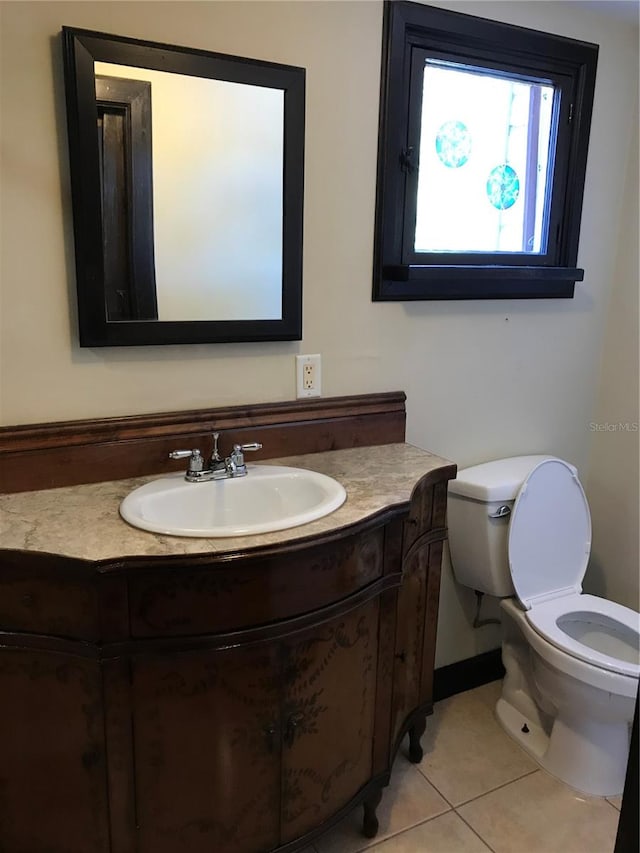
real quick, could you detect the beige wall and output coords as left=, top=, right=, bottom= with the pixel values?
left=1, top=1, right=638, bottom=666
left=584, top=114, right=639, bottom=613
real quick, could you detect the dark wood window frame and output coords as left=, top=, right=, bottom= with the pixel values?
left=373, top=2, right=599, bottom=301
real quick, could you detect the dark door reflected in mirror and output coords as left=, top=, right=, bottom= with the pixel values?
left=96, top=75, right=157, bottom=321
left=62, top=28, right=305, bottom=346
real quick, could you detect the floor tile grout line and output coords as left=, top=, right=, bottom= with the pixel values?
left=413, top=743, right=539, bottom=809
left=451, top=767, right=540, bottom=808
left=368, top=802, right=456, bottom=852
left=314, top=803, right=456, bottom=853
left=453, top=807, right=498, bottom=853
left=410, top=760, right=459, bottom=810
left=428, top=740, right=624, bottom=811
left=355, top=805, right=471, bottom=853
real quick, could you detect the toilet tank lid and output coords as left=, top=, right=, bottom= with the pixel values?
left=448, top=455, right=572, bottom=502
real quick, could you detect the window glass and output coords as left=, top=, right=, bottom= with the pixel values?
left=415, top=60, right=555, bottom=255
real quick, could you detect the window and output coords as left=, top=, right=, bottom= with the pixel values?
left=373, top=2, right=598, bottom=300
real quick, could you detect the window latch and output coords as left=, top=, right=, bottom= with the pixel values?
left=399, top=146, right=417, bottom=174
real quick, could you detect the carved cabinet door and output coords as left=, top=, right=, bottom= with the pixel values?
left=131, top=641, right=282, bottom=853
left=279, top=597, right=380, bottom=843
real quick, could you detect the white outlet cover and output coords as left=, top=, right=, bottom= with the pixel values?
left=296, top=354, right=321, bottom=398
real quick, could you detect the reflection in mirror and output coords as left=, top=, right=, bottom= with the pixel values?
left=96, top=63, right=284, bottom=323
left=62, top=28, right=305, bottom=346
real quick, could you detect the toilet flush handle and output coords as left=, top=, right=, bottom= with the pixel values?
left=489, top=505, right=511, bottom=518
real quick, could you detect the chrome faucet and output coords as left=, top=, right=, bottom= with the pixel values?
left=169, top=432, right=263, bottom=482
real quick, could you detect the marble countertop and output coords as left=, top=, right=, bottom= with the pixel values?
left=0, top=444, right=454, bottom=563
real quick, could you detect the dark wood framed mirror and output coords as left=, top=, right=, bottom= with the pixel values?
left=62, top=27, right=305, bottom=346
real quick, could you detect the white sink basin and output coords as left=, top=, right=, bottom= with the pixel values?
left=119, top=465, right=347, bottom=538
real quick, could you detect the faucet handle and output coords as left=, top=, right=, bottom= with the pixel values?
left=228, top=442, right=263, bottom=476
left=169, top=448, right=204, bottom=473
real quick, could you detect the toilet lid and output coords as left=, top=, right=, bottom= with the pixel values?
left=508, top=458, right=591, bottom=610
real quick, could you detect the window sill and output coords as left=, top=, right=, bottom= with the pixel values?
left=374, top=265, right=584, bottom=301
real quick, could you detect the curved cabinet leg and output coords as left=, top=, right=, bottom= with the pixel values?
left=408, top=716, right=426, bottom=763
left=362, top=785, right=383, bottom=838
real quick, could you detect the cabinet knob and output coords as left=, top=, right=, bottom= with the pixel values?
left=263, top=724, right=279, bottom=754
left=395, top=650, right=407, bottom=663
left=284, top=714, right=303, bottom=748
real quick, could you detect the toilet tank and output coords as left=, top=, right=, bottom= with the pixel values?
left=447, top=455, right=555, bottom=597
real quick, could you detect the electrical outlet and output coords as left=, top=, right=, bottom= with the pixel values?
left=296, top=354, right=321, bottom=398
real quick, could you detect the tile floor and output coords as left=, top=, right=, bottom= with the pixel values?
left=306, top=681, right=622, bottom=853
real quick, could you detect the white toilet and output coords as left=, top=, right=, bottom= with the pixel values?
left=447, top=455, right=639, bottom=797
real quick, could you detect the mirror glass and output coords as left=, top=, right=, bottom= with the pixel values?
left=62, top=28, right=305, bottom=346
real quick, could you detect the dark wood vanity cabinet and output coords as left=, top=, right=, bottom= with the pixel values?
left=0, top=466, right=454, bottom=853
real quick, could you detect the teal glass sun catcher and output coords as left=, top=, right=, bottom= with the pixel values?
left=486, top=164, right=520, bottom=210
left=435, top=120, right=471, bottom=168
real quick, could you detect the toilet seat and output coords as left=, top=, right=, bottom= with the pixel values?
left=508, top=458, right=591, bottom=609
left=526, top=593, right=640, bottom=678
left=508, top=458, right=639, bottom=678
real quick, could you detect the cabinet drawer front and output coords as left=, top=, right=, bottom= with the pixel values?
left=129, top=528, right=384, bottom=637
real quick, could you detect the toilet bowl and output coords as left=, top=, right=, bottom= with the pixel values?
left=447, top=455, right=640, bottom=797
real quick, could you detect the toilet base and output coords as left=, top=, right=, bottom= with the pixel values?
left=496, top=696, right=629, bottom=797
